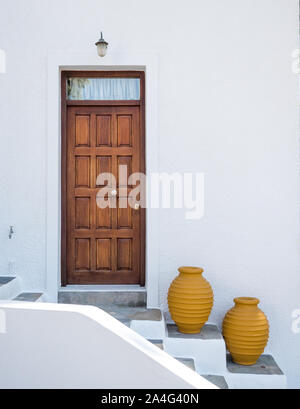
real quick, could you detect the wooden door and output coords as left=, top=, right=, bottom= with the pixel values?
left=64, top=104, right=144, bottom=284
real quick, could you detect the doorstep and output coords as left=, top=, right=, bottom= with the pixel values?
left=58, top=285, right=147, bottom=307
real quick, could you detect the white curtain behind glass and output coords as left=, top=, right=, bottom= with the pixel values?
left=67, top=78, right=140, bottom=100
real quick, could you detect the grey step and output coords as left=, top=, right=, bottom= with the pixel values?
left=0, top=277, right=16, bottom=286
left=130, top=309, right=162, bottom=321
left=130, top=308, right=165, bottom=340
left=118, top=319, right=131, bottom=327
left=0, top=276, right=22, bottom=300
left=97, top=306, right=164, bottom=329
left=202, top=375, right=228, bottom=390
left=176, top=358, right=196, bottom=371
left=99, top=305, right=150, bottom=322
left=167, top=323, right=222, bottom=340
left=13, top=293, right=43, bottom=302
left=226, top=354, right=284, bottom=375
left=176, top=358, right=228, bottom=389
left=149, top=340, right=164, bottom=350
left=164, top=323, right=226, bottom=374
left=58, top=288, right=146, bottom=307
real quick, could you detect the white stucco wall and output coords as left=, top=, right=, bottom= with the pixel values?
left=0, top=0, right=299, bottom=387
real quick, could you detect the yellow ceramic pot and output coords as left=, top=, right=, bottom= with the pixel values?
left=168, top=266, right=214, bottom=334
left=222, top=297, right=269, bottom=365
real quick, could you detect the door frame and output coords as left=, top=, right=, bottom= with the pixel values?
left=61, top=70, right=146, bottom=286
left=46, top=51, right=159, bottom=306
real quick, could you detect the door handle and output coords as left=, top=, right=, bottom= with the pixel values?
left=111, top=189, right=117, bottom=197
left=134, top=203, right=140, bottom=210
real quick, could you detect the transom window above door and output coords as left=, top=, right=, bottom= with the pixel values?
left=66, top=77, right=140, bottom=100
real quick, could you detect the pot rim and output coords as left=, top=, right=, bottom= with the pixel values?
left=234, top=297, right=260, bottom=305
left=178, top=266, right=204, bottom=274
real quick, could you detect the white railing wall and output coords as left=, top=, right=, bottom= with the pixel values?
left=0, top=302, right=216, bottom=389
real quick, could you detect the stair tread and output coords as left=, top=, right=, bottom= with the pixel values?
left=119, top=320, right=131, bottom=327
left=175, top=358, right=229, bottom=389
left=130, top=309, right=162, bottom=321
left=13, top=293, right=43, bottom=302
left=226, top=354, right=284, bottom=375
left=202, top=375, right=228, bottom=389
left=99, top=306, right=150, bottom=322
left=0, top=277, right=16, bottom=286
left=148, top=339, right=164, bottom=350
left=176, top=357, right=195, bottom=371
left=167, top=323, right=222, bottom=340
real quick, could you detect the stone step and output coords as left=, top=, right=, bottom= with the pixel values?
left=94, top=305, right=164, bottom=337
left=175, top=358, right=228, bottom=389
left=91, top=306, right=223, bottom=389
left=176, top=357, right=195, bottom=371
left=0, top=277, right=15, bottom=285
left=148, top=340, right=164, bottom=350
left=58, top=286, right=146, bottom=307
left=227, top=354, right=283, bottom=375
left=130, top=309, right=162, bottom=321
left=202, top=375, right=228, bottom=390
left=99, top=305, right=151, bottom=327
left=0, top=276, right=22, bottom=300
left=164, top=323, right=227, bottom=374
left=167, top=323, right=222, bottom=340
left=225, top=354, right=286, bottom=389
left=87, top=304, right=285, bottom=389
left=130, top=308, right=165, bottom=339
left=13, top=292, right=44, bottom=302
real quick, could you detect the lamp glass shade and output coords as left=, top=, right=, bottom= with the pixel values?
left=97, top=43, right=108, bottom=57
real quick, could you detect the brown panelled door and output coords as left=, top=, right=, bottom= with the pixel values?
left=61, top=72, right=145, bottom=285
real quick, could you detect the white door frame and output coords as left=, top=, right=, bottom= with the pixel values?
left=46, top=50, right=160, bottom=307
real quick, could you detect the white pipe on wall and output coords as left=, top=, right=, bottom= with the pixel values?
left=0, top=49, right=6, bottom=73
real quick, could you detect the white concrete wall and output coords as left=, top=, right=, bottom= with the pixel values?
left=0, top=302, right=215, bottom=388
left=0, top=0, right=299, bottom=387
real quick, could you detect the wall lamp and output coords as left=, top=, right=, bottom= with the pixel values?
left=95, top=32, right=108, bottom=58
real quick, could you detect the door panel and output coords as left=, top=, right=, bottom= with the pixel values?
left=66, top=105, right=142, bottom=284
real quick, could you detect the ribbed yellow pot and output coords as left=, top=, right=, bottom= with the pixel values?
left=222, top=297, right=269, bottom=365
left=168, top=267, right=214, bottom=334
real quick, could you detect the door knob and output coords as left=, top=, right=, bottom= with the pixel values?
left=111, top=189, right=117, bottom=197
left=134, top=203, right=140, bottom=210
